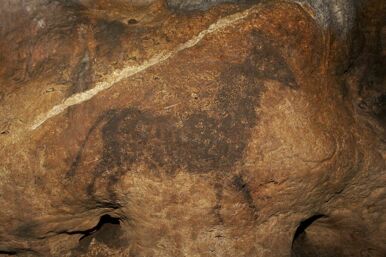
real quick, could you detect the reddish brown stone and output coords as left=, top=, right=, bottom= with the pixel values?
left=0, top=1, right=385, bottom=256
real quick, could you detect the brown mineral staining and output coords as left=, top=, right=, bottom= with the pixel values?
left=0, top=0, right=385, bottom=257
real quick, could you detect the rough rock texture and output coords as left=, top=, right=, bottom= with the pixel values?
left=0, top=0, right=385, bottom=256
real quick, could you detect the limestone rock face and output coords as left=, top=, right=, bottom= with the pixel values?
left=0, top=0, right=385, bottom=256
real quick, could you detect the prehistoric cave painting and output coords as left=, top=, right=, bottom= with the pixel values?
left=232, top=175, right=259, bottom=218
left=94, top=19, right=127, bottom=58
left=70, top=31, right=298, bottom=211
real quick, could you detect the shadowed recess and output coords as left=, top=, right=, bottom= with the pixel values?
left=291, top=214, right=328, bottom=257
left=292, top=214, right=326, bottom=242
left=72, top=214, right=127, bottom=255
left=0, top=250, right=17, bottom=255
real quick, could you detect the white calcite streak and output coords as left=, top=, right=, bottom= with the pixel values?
left=30, top=6, right=259, bottom=130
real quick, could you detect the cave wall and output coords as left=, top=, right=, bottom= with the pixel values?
left=0, top=0, right=385, bottom=256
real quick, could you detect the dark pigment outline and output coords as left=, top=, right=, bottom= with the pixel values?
left=68, top=31, right=298, bottom=222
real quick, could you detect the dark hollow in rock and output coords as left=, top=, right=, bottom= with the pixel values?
left=291, top=214, right=327, bottom=257
left=127, top=19, right=139, bottom=25
left=73, top=214, right=126, bottom=255
left=0, top=251, right=17, bottom=255
left=292, top=214, right=326, bottom=243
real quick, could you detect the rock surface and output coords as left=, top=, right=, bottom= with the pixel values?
left=0, top=0, right=385, bottom=256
